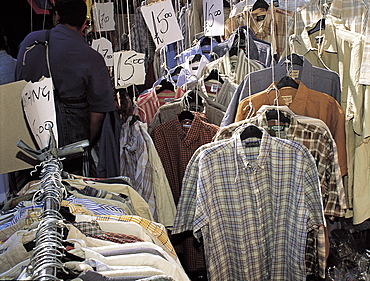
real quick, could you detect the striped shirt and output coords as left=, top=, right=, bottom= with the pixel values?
left=191, top=128, right=325, bottom=280
left=120, top=116, right=157, bottom=220
left=134, top=89, right=160, bottom=125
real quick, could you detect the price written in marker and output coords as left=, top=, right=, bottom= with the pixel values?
left=92, top=2, right=115, bottom=32
left=203, top=0, right=224, bottom=36
left=21, top=77, right=58, bottom=149
left=114, top=51, right=146, bottom=88
left=91, top=37, right=114, bottom=66
left=141, top=0, right=183, bottom=50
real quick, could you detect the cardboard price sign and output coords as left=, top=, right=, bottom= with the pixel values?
left=91, top=37, right=114, bottom=66
left=141, top=0, right=183, bottom=50
left=21, top=77, right=58, bottom=149
left=203, top=0, right=224, bottom=36
left=114, top=50, right=146, bottom=88
left=92, top=2, right=115, bottom=32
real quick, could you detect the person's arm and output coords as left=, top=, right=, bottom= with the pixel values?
left=89, top=112, right=105, bottom=147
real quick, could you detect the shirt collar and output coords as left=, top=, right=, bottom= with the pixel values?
left=264, top=80, right=309, bottom=115
left=277, top=56, right=314, bottom=89
left=54, top=24, right=87, bottom=44
left=301, top=18, right=338, bottom=54
left=233, top=125, right=271, bottom=170
left=174, top=112, right=203, bottom=145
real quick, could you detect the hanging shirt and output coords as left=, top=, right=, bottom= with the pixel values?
left=188, top=128, right=325, bottom=280
left=134, top=89, right=160, bottom=125
left=150, top=113, right=219, bottom=205
left=200, top=50, right=264, bottom=85
left=216, top=112, right=346, bottom=218
left=120, top=116, right=157, bottom=220
left=235, top=81, right=347, bottom=176
left=221, top=55, right=342, bottom=127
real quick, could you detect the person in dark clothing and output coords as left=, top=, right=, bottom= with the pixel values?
left=15, top=0, right=116, bottom=176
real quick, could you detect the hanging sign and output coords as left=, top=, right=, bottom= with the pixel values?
left=114, top=50, right=146, bottom=88
left=91, top=37, right=114, bottom=66
left=21, top=77, right=58, bottom=149
left=141, top=0, right=183, bottom=50
left=92, top=2, right=115, bottom=32
left=203, top=0, right=224, bottom=36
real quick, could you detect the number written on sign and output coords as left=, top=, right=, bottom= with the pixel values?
left=92, top=2, right=115, bottom=32
left=114, top=51, right=146, bottom=88
left=203, top=0, right=224, bottom=36
left=141, top=0, right=183, bottom=50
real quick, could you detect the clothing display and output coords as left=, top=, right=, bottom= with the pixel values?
left=2, top=0, right=370, bottom=280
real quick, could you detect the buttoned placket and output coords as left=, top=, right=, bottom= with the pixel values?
left=235, top=130, right=270, bottom=276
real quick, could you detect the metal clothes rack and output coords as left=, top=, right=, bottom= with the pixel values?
left=17, top=127, right=89, bottom=280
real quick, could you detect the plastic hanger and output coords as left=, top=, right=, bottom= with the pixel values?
left=178, top=110, right=194, bottom=122
left=240, top=125, right=263, bottom=140
left=284, top=53, right=303, bottom=66
left=276, top=76, right=299, bottom=89
left=252, top=0, right=269, bottom=11
left=200, top=36, right=211, bottom=46
left=307, top=18, right=326, bottom=35
left=204, top=69, right=224, bottom=83
left=157, top=78, right=174, bottom=94
left=190, top=53, right=202, bottom=64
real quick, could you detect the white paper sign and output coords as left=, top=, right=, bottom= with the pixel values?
left=91, top=37, right=114, bottom=66
left=203, top=0, right=224, bottom=36
left=141, top=0, right=183, bottom=50
left=114, top=50, right=146, bottom=88
left=92, top=2, right=115, bottom=32
left=21, top=77, right=58, bottom=149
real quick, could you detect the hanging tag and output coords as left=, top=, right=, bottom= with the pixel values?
left=281, top=95, right=293, bottom=105
left=289, top=70, right=299, bottom=79
left=141, top=0, right=184, bottom=51
left=114, top=50, right=146, bottom=88
left=21, top=77, right=58, bottom=149
left=210, top=84, right=218, bottom=92
left=203, top=0, right=225, bottom=36
left=92, top=2, right=115, bottom=32
left=91, top=37, right=114, bottom=67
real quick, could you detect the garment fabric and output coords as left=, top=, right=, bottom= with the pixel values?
left=120, top=117, right=156, bottom=219
left=176, top=37, right=219, bottom=65
left=235, top=81, right=347, bottom=177
left=221, top=55, right=342, bottom=127
left=150, top=113, right=219, bottom=205
left=186, top=128, right=324, bottom=280
left=0, top=50, right=16, bottom=85
left=75, top=214, right=176, bottom=260
left=216, top=111, right=346, bottom=218
left=134, top=88, right=160, bottom=125
left=135, top=121, right=176, bottom=228
left=285, top=17, right=368, bottom=213
left=97, top=111, right=122, bottom=178
left=63, top=179, right=154, bottom=221
left=200, top=50, right=264, bottom=85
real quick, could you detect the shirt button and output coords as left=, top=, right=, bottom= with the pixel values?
left=259, top=207, right=263, bottom=212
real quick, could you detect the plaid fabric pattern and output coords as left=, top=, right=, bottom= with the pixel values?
left=217, top=113, right=345, bottom=218
left=150, top=113, right=219, bottom=205
left=190, top=129, right=324, bottom=280
left=73, top=221, right=144, bottom=244
left=84, top=214, right=176, bottom=259
left=235, top=81, right=347, bottom=177
left=120, top=116, right=157, bottom=219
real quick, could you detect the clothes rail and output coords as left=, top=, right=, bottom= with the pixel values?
left=16, top=127, right=89, bottom=280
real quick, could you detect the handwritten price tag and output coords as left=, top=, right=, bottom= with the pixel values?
left=21, top=77, right=58, bottom=149
left=203, top=0, right=224, bottom=36
left=91, top=37, right=114, bottom=66
left=141, top=0, right=183, bottom=50
left=114, top=51, right=146, bottom=88
left=92, top=2, right=115, bottom=32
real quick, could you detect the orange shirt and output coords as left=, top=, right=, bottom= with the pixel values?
left=235, top=81, right=347, bottom=176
